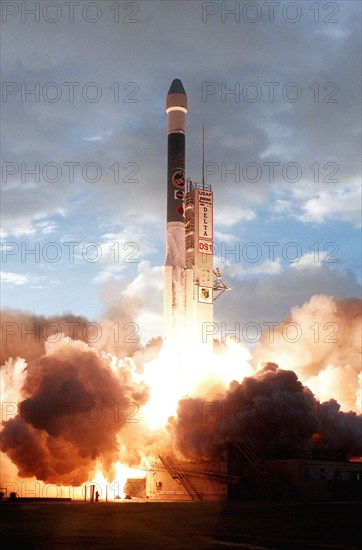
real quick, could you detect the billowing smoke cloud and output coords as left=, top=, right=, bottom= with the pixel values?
left=0, top=309, right=91, bottom=364
left=1, top=299, right=141, bottom=367
left=1, top=294, right=361, bottom=485
left=0, top=305, right=162, bottom=483
left=96, top=284, right=143, bottom=359
left=318, top=400, right=362, bottom=457
left=252, top=296, right=362, bottom=412
left=169, top=363, right=362, bottom=461
left=1, top=337, right=149, bottom=484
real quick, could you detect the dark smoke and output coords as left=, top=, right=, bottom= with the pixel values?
left=318, top=400, right=362, bottom=456
left=0, top=309, right=91, bottom=364
left=1, top=338, right=149, bottom=484
left=1, top=297, right=361, bottom=484
left=169, top=363, right=362, bottom=460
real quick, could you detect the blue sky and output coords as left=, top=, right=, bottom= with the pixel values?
left=1, top=0, right=361, bottom=343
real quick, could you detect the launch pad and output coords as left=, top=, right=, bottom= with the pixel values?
left=146, top=445, right=362, bottom=502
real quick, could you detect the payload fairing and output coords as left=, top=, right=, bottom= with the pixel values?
left=164, top=79, right=229, bottom=349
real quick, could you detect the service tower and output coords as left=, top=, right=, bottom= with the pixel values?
left=184, top=181, right=214, bottom=348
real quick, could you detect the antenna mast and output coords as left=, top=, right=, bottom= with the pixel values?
left=202, top=124, right=205, bottom=189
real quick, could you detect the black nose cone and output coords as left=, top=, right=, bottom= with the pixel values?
left=168, top=79, right=186, bottom=96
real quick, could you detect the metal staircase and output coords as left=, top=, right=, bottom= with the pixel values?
left=158, top=455, right=202, bottom=500
left=234, top=441, right=289, bottom=499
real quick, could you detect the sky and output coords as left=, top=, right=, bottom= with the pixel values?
left=1, top=0, right=361, bottom=345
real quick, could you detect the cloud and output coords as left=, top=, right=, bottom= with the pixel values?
left=216, top=260, right=361, bottom=336
left=297, top=181, right=362, bottom=228
left=0, top=272, right=47, bottom=287
left=92, top=225, right=157, bottom=284
left=214, top=206, right=256, bottom=227
left=1, top=272, right=32, bottom=286
left=290, top=251, right=332, bottom=271
left=272, top=199, right=292, bottom=214
left=215, top=257, right=283, bottom=277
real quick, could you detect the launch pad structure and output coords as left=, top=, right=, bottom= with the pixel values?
left=145, top=445, right=362, bottom=502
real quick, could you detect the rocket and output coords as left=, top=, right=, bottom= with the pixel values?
left=163, top=79, right=229, bottom=348
left=166, top=79, right=187, bottom=226
left=164, top=79, right=187, bottom=342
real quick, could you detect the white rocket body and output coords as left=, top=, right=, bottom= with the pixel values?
left=164, top=224, right=186, bottom=343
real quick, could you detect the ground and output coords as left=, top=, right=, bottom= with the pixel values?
left=0, top=501, right=361, bottom=549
